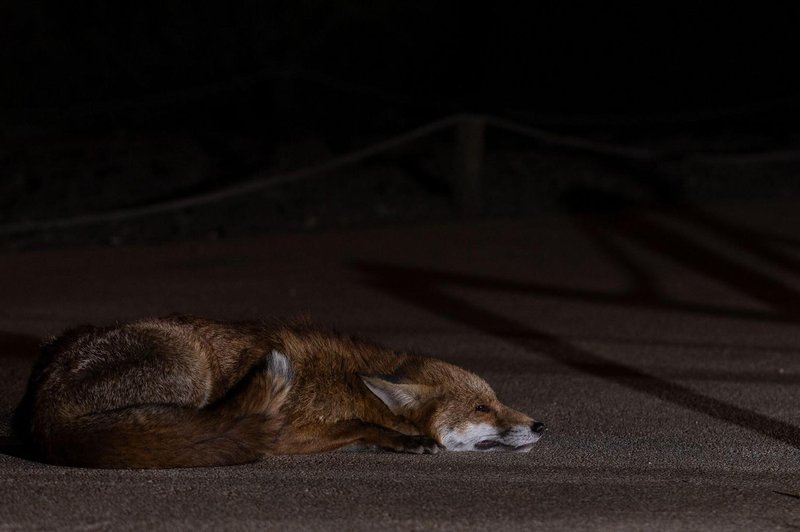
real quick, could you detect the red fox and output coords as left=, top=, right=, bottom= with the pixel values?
left=13, top=315, right=545, bottom=468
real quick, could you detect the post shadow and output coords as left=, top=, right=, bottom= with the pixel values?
left=351, top=184, right=800, bottom=449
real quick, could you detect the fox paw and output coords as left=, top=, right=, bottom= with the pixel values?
left=389, top=435, right=441, bottom=455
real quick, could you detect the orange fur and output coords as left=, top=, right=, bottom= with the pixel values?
left=14, top=315, right=543, bottom=468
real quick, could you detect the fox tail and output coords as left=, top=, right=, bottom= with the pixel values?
left=28, top=351, right=293, bottom=469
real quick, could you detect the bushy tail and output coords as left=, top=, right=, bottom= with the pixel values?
left=32, top=351, right=293, bottom=469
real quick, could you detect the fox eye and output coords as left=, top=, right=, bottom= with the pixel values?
left=475, top=404, right=490, bottom=413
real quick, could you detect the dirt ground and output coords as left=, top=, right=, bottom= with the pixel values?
left=1, top=199, right=799, bottom=530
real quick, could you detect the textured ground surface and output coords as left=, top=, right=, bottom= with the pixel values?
left=1, top=200, right=799, bottom=530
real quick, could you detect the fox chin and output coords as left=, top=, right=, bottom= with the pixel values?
left=13, top=315, right=545, bottom=468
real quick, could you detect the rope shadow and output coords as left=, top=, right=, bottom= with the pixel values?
left=585, top=210, right=800, bottom=318
left=352, top=262, right=800, bottom=449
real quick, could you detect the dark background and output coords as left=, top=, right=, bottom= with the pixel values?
left=2, top=3, right=800, bottom=248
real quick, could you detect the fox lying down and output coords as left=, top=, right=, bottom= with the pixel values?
left=14, top=315, right=545, bottom=468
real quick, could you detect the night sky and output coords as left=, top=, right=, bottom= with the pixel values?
left=4, top=4, right=799, bottom=130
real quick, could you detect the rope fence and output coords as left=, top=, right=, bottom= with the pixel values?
left=2, top=113, right=800, bottom=236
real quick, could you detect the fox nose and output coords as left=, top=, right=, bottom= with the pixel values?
left=531, top=422, right=546, bottom=435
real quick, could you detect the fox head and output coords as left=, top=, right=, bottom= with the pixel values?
left=360, top=360, right=545, bottom=452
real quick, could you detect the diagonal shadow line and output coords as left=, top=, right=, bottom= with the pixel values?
left=354, top=266, right=786, bottom=324
left=352, top=262, right=800, bottom=450
left=680, top=207, right=800, bottom=273
left=574, top=213, right=662, bottom=299
left=599, top=211, right=800, bottom=317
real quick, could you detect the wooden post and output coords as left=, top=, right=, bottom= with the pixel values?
left=453, top=116, right=485, bottom=216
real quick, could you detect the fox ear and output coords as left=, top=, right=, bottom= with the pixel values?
left=360, top=374, right=433, bottom=416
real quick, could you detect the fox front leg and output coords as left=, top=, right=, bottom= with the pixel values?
left=272, top=420, right=441, bottom=455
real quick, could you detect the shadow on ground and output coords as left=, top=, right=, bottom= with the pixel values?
left=352, top=204, right=800, bottom=449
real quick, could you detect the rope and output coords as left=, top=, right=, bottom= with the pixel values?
left=484, top=115, right=657, bottom=160
left=2, top=113, right=800, bottom=236
left=0, top=115, right=460, bottom=235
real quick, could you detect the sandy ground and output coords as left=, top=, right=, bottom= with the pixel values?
left=1, top=200, right=799, bottom=530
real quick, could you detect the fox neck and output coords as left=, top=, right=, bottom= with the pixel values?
left=369, top=409, right=423, bottom=436
left=356, top=384, right=442, bottom=438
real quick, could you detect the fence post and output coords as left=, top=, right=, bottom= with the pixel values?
left=453, top=116, right=485, bottom=216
